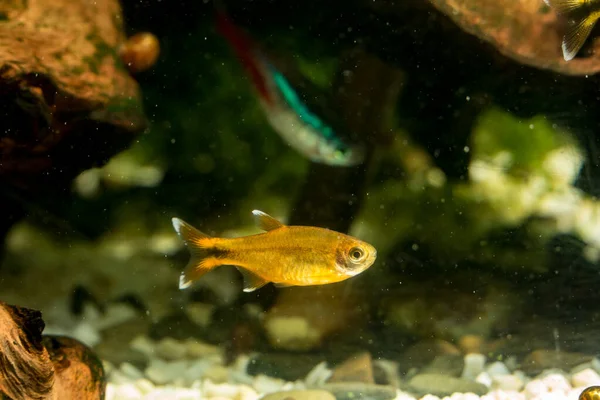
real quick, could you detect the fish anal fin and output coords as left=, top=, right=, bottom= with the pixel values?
left=236, top=267, right=270, bottom=292
left=562, top=13, right=598, bottom=61
left=172, top=217, right=219, bottom=290
left=251, top=210, right=285, bottom=231
left=274, top=282, right=294, bottom=288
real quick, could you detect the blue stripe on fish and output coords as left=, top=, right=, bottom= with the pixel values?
left=270, top=66, right=339, bottom=143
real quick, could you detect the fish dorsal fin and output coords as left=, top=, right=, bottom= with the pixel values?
left=236, top=267, right=269, bottom=292
left=252, top=210, right=285, bottom=231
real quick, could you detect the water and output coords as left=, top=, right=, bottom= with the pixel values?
left=1, top=0, right=600, bottom=399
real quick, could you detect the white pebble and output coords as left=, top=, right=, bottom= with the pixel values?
left=462, top=354, right=486, bottom=380
left=492, top=374, right=524, bottom=391
left=486, top=362, right=510, bottom=377
left=541, top=373, right=572, bottom=393
left=572, top=367, right=600, bottom=387
left=523, top=379, right=548, bottom=398
left=475, top=372, right=492, bottom=388
left=481, top=390, right=525, bottom=400
left=420, top=396, right=441, bottom=400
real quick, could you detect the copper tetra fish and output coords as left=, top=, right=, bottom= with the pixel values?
left=171, top=210, right=377, bottom=291
left=544, top=0, right=600, bottom=61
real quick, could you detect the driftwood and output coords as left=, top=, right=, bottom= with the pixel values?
left=369, top=0, right=600, bottom=76
left=0, top=0, right=152, bottom=251
left=0, top=301, right=105, bottom=400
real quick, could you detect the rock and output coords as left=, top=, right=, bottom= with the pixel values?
left=421, top=354, right=465, bottom=377
left=261, top=390, right=336, bottom=400
left=329, top=352, right=375, bottom=384
left=317, top=382, right=397, bottom=400
left=521, top=350, right=593, bottom=375
left=462, top=354, right=486, bottom=380
left=407, top=373, right=488, bottom=397
left=572, top=368, right=600, bottom=388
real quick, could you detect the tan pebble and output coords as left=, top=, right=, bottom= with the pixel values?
left=459, top=334, right=484, bottom=354
left=329, top=351, right=374, bottom=384
left=119, top=32, right=160, bottom=74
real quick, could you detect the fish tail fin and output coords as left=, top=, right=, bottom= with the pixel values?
left=545, top=0, right=599, bottom=60
left=172, top=218, right=219, bottom=290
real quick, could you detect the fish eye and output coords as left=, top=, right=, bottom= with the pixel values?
left=348, top=247, right=365, bottom=262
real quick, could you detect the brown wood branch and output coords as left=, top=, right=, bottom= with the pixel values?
left=0, top=301, right=106, bottom=400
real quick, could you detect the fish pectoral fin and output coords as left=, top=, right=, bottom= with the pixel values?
left=236, top=267, right=270, bottom=292
left=562, top=13, right=598, bottom=61
left=251, top=210, right=285, bottom=231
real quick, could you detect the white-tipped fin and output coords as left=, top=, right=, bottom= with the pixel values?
left=562, top=15, right=598, bottom=61
left=252, top=210, right=285, bottom=231
left=171, top=217, right=215, bottom=290
left=236, top=267, right=270, bottom=292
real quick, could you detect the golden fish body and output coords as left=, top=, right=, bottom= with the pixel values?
left=171, top=210, right=377, bottom=292
left=545, top=0, right=600, bottom=60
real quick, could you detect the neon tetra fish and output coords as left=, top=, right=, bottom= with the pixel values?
left=171, top=210, right=377, bottom=292
left=544, top=0, right=600, bottom=61
left=215, top=9, right=365, bottom=166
